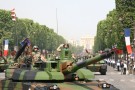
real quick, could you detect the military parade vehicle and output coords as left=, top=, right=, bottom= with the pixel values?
left=0, top=54, right=9, bottom=72
left=0, top=42, right=118, bottom=90
left=86, top=59, right=107, bottom=75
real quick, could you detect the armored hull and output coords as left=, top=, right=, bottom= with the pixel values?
left=0, top=79, right=119, bottom=90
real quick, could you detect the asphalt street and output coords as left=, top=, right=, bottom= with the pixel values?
left=0, top=72, right=5, bottom=79
left=95, top=65, right=135, bottom=90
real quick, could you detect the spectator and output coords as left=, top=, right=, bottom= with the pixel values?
left=123, top=62, right=127, bottom=75
left=120, top=61, right=124, bottom=75
left=128, top=61, right=133, bottom=75
left=133, top=62, right=135, bottom=75
left=117, top=60, right=120, bottom=71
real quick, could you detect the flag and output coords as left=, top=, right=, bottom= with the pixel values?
left=11, top=8, right=16, bottom=21
left=124, top=28, right=132, bottom=54
left=20, top=38, right=31, bottom=46
left=116, top=49, right=123, bottom=54
left=4, top=40, right=9, bottom=56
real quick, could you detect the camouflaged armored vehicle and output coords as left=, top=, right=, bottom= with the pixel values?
left=0, top=42, right=118, bottom=90
left=86, top=60, right=107, bottom=75
left=0, top=59, right=8, bottom=72
left=0, top=55, right=9, bottom=72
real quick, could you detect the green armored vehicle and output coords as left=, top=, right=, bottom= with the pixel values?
left=0, top=59, right=7, bottom=72
left=0, top=42, right=118, bottom=90
left=0, top=55, right=9, bottom=72
left=86, top=60, right=107, bottom=75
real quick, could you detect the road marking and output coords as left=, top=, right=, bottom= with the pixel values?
left=110, top=72, right=115, bottom=74
left=130, top=79, right=135, bottom=82
left=109, top=79, right=114, bottom=81
left=120, top=79, right=125, bottom=82
left=117, top=72, right=121, bottom=75
left=99, top=79, right=105, bottom=81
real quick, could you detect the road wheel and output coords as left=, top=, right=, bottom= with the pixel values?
left=100, top=69, right=106, bottom=75
left=0, top=69, right=4, bottom=72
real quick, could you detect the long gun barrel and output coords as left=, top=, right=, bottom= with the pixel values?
left=63, top=51, right=114, bottom=75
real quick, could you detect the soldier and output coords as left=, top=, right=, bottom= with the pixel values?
left=120, top=61, right=124, bottom=75
left=32, top=46, right=46, bottom=64
left=57, top=43, right=69, bottom=52
left=56, top=43, right=76, bottom=61
left=56, top=43, right=69, bottom=58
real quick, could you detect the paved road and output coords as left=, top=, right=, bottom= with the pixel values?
left=0, top=72, right=5, bottom=79
left=95, top=66, right=135, bottom=90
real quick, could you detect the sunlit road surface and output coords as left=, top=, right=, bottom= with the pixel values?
left=95, top=66, right=135, bottom=90
left=0, top=73, right=5, bottom=79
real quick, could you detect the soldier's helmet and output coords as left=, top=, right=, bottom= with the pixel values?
left=33, top=46, right=39, bottom=50
left=63, top=44, right=69, bottom=48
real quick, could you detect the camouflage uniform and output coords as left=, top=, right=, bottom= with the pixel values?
left=32, top=46, right=46, bottom=64
left=32, top=51, right=41, bottom=63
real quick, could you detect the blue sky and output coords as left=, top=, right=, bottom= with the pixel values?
left=0, top=0, right=115, bottom=40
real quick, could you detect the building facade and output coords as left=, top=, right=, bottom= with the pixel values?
left=80, top=35, right=94, bottom=53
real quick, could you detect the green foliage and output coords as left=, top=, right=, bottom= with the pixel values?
left=0, top=9, right=66, bottom=51
left=94, top=1, right=135, bottom=53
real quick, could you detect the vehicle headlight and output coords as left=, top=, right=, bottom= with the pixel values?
left=56, top=56, right=59, bottom=59
left=103, top=83, right=107, bottom=88
left=50, top=84, right=58, bottom=90
left=53, top=85, right=58, bottom=89
left=102, top=83, right=110, bottom=88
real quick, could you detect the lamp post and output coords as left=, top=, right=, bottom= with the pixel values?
left=33, top=32, right=36, bottom=45
left=110, top=29, right=112, bottom=48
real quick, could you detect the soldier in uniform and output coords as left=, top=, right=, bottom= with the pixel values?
left=32, top=46, right=46, bottom=64
left=57, top=43, right=69, bottom=52
left=56, top=43, right=69, bottom=58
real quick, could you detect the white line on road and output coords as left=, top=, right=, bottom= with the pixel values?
left=120, top=79, right=125, bottom=82
left=99, top=79, right=105, bottom=81
left=130, top=79, right=135, bottom=82
left=109, top=79, right=114, bottom=81
left=109, top=72, right=115, bottom=75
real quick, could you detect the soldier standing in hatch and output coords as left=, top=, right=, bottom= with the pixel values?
left=56, top=43, right=69, bottom=55
left=32, top=46, right=46, bottom=64
left=57, top=43, right=69, bottom=52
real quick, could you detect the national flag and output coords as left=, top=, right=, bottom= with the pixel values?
left=11, top=8, right=16, bottom=21
left=4, top=40, right=9, bottom=56
left=124, top=28, right=132, bottom=54
left=20, top=38, right=31, bottom=46
left=116, top=49, right=123, bottom=54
